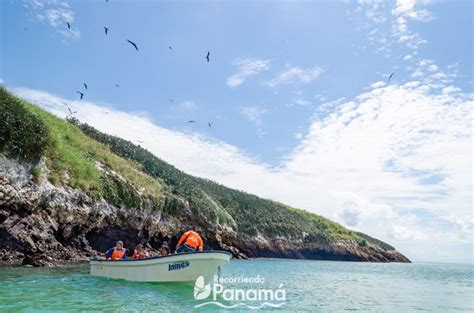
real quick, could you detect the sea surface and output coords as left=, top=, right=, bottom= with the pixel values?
left=0, top=259, right=472, bottom=312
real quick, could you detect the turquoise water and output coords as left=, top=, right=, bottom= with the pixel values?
left=0, top=259, right=472, bottom=312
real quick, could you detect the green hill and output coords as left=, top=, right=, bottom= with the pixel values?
left=0, top=87, right=410, bottom=265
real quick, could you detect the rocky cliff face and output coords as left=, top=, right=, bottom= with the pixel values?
left=0, top=155, right=410, bottom=266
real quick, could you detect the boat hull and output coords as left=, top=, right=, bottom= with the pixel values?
left=90, top=251, right=231, bottom=283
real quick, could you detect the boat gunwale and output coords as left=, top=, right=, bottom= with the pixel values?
left=89, top=250, right=232, bottom=263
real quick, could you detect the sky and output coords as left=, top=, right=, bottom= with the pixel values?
left=1, top=0, right=473, bottom=263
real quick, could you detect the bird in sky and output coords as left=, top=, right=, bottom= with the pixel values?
left=169, top=99, right=174, bottom=102
left=206, top=51, right=210, bottom=63
left=67, top=107, right=77, bottom=115
left=388, top=72, right=395, bottom=81
left=115, top=84, right=120, bottom=88
left=137, top=140, right=144, bottom=144
left=127, top=39, right=139, bottom=51
left=76, top=91, right=84, bottom=100
left=208, top=122, right=213, bottom=128
left=83, top=83, right=88, bottom=90
left=66, top=22, right=71, bottom=30
left=168, top=46, right=173, bottom=50
left=187, top=120, right=196, bottom=123
left=104, top=27, right=109, bottom=35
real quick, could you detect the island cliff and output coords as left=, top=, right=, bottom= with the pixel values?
left=0, top=87, right=410, bottom=266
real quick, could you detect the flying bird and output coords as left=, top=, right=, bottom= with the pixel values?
left=115, top=84, right=120, bottom=88
left=169, top=99, right=174, bottom=102
left=126, top=39, right=139, bottom=51
left=67, top=107, right=77, bottom=115
left=137, top=140, right=144, bottom=144
left=83, top=83, right=88, bottom=90
left=66, top=22, right=71, bottom=30
left=206, top=51, right=210, bottom=63
left=104, top=27, right=109, bottom=35
left=187, top=120, right=196, bottom=123
left=388, top=72, right=395, bottom=81
left=168, top=46, right=172, bottom=50
left=208, top=122, right=212, bottom=128
left=76, top=91, right=84, bottom=100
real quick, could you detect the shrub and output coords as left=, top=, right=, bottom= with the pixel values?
left=357, top=238, right=368, bottom=247
left=31, top=166, right=42, bottom=182
left=0, top=87, right=48, bottom=162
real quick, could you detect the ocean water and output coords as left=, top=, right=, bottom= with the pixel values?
left=0, top=259, right=472, bottom=312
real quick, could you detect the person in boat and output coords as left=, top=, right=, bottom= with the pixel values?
left=132, top=244, right=150, bottom=259
left=159, top=241, right=170, bottom=256
left=105, top=241, right=127, bottom=260
left=175, top=230, right=203, bottom=253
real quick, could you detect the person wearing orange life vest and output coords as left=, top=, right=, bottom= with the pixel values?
left=105, top=241, right=127, bottom=260
left=132, top=244, right=150, bottom=259
left=175, top=230, right=203, bottom=253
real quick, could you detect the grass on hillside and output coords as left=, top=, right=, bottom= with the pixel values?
left=0, top=87, right=167, bottom=207
left=0, top=88, right=48, bottom=162
left=73, top=119, right=371, bottom=244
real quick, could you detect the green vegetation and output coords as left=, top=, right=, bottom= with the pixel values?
left=0, top=87, right=167, bottom=210
left=356, top=237, right=368, bottom=247
left=73, top=120, right=362, bottom=243
left=0, top=88, right=48, bottom=162
left=31, top=165, right=42, bottom=183
left=0, top=86, right=394, bottom=249
left=356, top=232, right=394, bottom=250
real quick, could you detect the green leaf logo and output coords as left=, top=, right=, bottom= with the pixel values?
left=194, top=276, right=211, bottom=300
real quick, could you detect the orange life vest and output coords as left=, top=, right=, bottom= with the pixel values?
left=178, top=231, right=203, bottom=251
left=133, top=251, right=149, bottom=259
left=111, top=247, right=126, bottom=260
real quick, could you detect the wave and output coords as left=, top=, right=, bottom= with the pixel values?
left=194, top=301, right=285, bottom=309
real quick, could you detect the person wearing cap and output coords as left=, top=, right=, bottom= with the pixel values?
left=105, top=241, right=127, bottom=260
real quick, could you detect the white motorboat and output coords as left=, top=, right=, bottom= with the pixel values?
left=90, top=250, right=232, bottom=283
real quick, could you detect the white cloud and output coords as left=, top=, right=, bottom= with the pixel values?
left=240, top=106, right=268, bottom=138
left=370, top=81, right=386, bottom=89
left=454, top=217, right=474, bottom=238
left=179, top=100, right=196, bottom=110
left=391, top=1, right=432, bottom=51
left=227, top=58, right=270, bottom=88
left=354, top=0, right=433, bottom=56
left=23, top=0, right=80, bottom=39
left=266, top=66, right=323, bottom=87
left=356, top=0, right=387, bottom=24
left=289, top=92, right=311, bottom=107
left=408, top=59, right=457, bottom=92
left=338, top=202, right=361, bottom=227
left=391, top=224, right=426, bottom=241
left=392, top=0, right=433, bottom=22
left=13, top=82, right=473, bottom=263
left=314, top=94, right=327, bottom=102
left=442, top=86, right=461, bottom=95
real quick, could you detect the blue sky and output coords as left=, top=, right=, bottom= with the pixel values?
left=1, top=0, right=473, bottom=263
